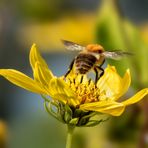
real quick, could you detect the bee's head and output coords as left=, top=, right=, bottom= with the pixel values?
left=86, top=44, right=104, bottom=53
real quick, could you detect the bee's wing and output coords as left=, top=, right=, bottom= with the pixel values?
left=61, top=40, right=85, bottom=51
left=102, top=50, right=133, bottom=60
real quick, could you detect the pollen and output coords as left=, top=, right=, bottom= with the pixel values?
left=66, top=75, right=101, bottom=105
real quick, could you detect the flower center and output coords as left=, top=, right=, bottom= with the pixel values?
left=66, top=75, right=100, bottom=104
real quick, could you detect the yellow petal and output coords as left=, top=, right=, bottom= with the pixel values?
left=115, top=69, right=131, bottom=100
left=29, top=44, right=54, bottom=84
left=48, top=78, right=76, bottom=103
left=97, top=65, right=131, bottom=100
left=29, top=44, right=49, bottom=70
left=80, top=101, right=125, bottom=116
left=34, top=62, right=53, bottom=87
left=51, top=94, right=69, bottom=104
left=122, top=88, right=148, bottom=106
left=0, top=69, right=47, bottom=94
left=49, top=78, right=76, bottom=97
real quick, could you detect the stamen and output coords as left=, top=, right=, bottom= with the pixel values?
left=88, top=79, right=91, bottom=85
left=68, top=78, right=72, bottom=84
left=81, top=97, right=86, bottom=104
left=73, top=78, right=76, bottom=84
left=80, top=75, right=84, bottom=83
left=67, top=73, right=101, bottom=105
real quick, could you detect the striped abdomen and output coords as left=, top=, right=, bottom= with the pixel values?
left=75, top=53, right=97, bottom=74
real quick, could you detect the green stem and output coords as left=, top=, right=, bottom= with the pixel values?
left=66, top=125, right=75, bottom=148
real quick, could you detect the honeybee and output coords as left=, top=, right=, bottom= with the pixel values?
left=62, top=40, right=132, bottom=83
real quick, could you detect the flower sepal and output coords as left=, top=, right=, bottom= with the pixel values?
left=44, top=101, right=65, bottom=123
left=69, top=118, right=79, bottom=125
left=83, top=118, right=109, bottom=127
left=64, top=104, right=73, bottom=123
left=44, top=100, right=108, bottom=127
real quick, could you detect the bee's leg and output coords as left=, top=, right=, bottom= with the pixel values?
left=99, top=67, right=104, bottom=77
left=64, top=59, right=75, bottom=78
left=94, top=67, right=99, bottom=84
left=96, top=66, right=104, bottom=78
left=100, top=59, right=105, bottom=67
left=94, top=60, right=105, bottom=84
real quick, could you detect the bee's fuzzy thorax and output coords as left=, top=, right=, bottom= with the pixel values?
left=86, top=44, right=104, bottom=52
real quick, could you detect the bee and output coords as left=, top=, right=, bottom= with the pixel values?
left=62, top=40, right=132, bottom=83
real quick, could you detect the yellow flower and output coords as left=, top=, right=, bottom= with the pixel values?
left=0, top=44, right=147, bottom=122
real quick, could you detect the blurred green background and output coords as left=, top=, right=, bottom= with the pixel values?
left=0, top=0, right=148, bottom=148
